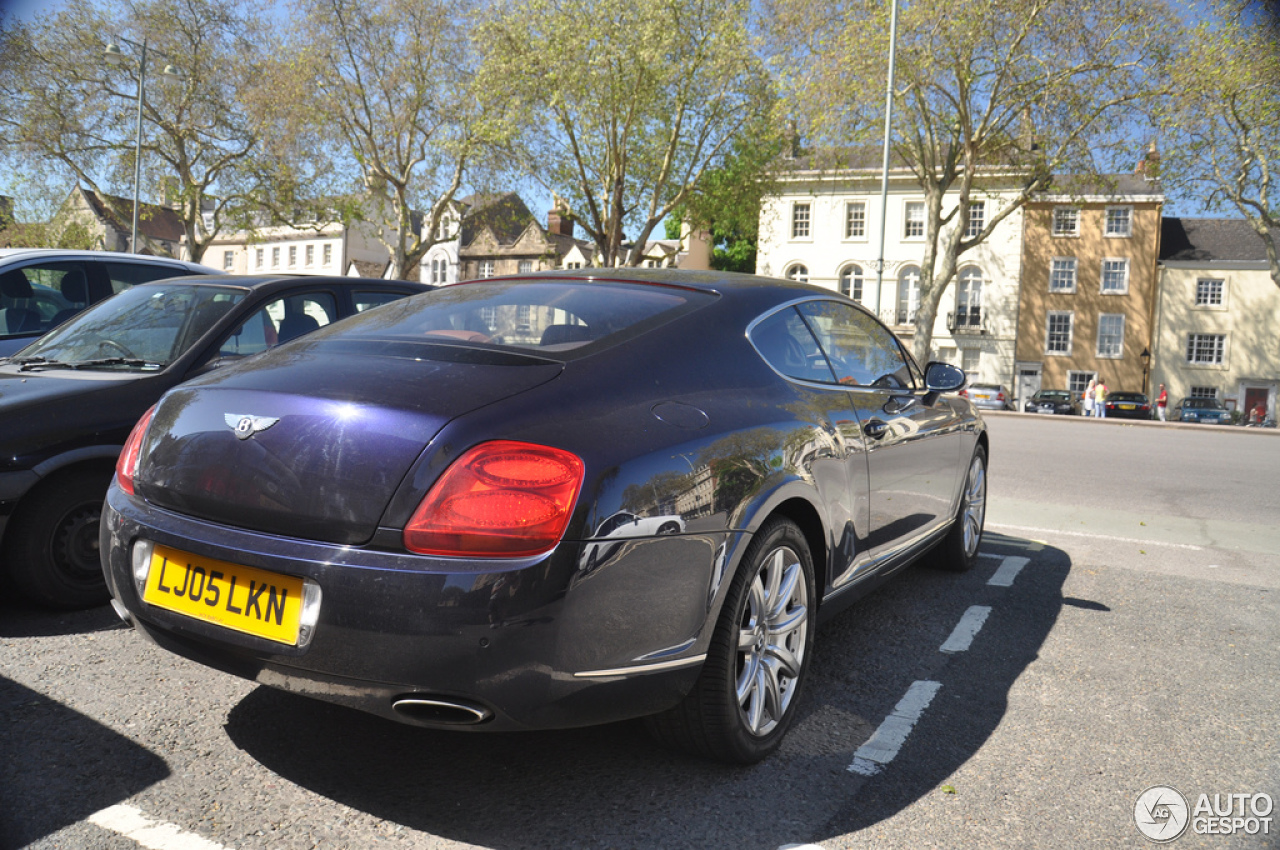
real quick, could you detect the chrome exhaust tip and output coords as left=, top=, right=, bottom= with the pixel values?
left=391, top=696, right=494, bottom=726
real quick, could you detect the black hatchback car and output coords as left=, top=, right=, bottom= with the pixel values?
left=1103, top=391, right=1152, bottom=420
left=0, top=274, right=428, bottom=608
left=101, top=270, right=988, bottom=764
left=1024, top=389, right=1079, bottom=415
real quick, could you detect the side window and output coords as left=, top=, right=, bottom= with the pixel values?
left=103, top=261, right=190, bottom=294
left=0, top=262, right=94, bottom=332
left=353, top=289, right=412, bottom=312
left=796, top=300, right=916, bottom=389
left=219, top=291, right=338, bottom=357
left=749, top=307, right=834, bottom=383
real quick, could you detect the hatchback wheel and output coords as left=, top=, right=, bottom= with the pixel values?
left=646, top=517, right=815, bottom=763
left=5, top=471, right=113, bottom=609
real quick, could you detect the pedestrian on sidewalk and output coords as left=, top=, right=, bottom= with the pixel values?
left=1096, top=380, right=1108, bottom=418
left=1083, top=379, right=1096, bottom=417
left=1156, top=383, right=1168, bottom=421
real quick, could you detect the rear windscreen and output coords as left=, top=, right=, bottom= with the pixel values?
left=309, top=279, right=715, bottom=355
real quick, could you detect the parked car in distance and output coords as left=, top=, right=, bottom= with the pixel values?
left=1023, top=389, right=1080, bottom=415
left=962, top=383, right=1012, bottom=411
left=1103, top=391, right=1152, bottom=420
left=0, top=274, right=430, bottom=609
left=101, top=269, right=988, bottom=764
left=1171, top=396, right=1231, bottom=425
left=0, top=248, right=218, bottom=356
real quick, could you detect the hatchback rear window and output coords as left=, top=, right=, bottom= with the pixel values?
left=327, top=279, right=714, bottom=354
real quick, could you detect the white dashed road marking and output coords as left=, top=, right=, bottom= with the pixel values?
left=940, top=605, right=992, bottom=653
left=847, top=680, right=943, bottom=776
left=88, top=804, right=232, bottom=850
left=987, top=555, right=1029, bottom=587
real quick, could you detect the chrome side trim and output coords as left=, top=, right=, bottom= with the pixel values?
left=574, top=654, right=707, bottom=679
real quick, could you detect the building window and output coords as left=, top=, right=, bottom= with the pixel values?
left=1101, top=258, right=1129, bottom=294
left=1068, top=371, right=1096, bottom=397
left=305, top=245, right=315, bottom=267
left=288, top=246, right=297, bottom=267
left=644, top=259, right=660, bottom=268
left=896, top=265, right=920, bottom=324
left=904, top=201, right=925, bottom=238
left=844, top=201, right=866, bottom=239
left=839, top=264, right=863, bottom=301
left=1105, top=206, right=1133, bottom=237
left=965, top=201, right=985, bottom=238
left=1097, top=313, right=1125, bottom=357
left=518, top=259, right=534, bottom=274
left=1195, top=278, right=1224, bottom=306
left=271, top=247, right=280, bottom=268
left=1186, top=333, right=1225, bottom=365
left=955, top=267, right=982, bottom=328
left=255, top=248, right=264, bottom=269
left=785, top=264, right=808, bottom=283
left=961, top=347, right=980, bottom=375
left=1189, top=385, right=1218, bottom=399
left=223, top=250, right=234, bottom=271
left=1050, top=258, right=1077, bottom=292
left=1046, top=311, right=1073, bottom=354
left=1053, top=207, right=1079, bottom=237
left=791, top=203, right=811, bottom=239
left=564, top=261, right=582, bottom=270
left=479, top=260, right=495, bottom=279
left=323, top=244, right=332, bottom=266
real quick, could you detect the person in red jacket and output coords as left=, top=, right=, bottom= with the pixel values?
left=1156, top=384, right=1168, bottom=422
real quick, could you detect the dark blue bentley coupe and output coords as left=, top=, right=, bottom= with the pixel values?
left=102, top=269, right=988, bottom=763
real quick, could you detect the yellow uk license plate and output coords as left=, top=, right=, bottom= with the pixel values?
left=1121, top=404, right=1135, bottom=410
left=142, top=544, right=306, bottom=645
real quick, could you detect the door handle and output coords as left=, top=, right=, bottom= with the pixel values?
left=863, top=419, right=888, bottom=440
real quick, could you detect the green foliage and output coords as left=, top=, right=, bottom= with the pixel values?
left=1156, top=0, right=1280, bottom=289
left=473, top=0, right=778, bottom=267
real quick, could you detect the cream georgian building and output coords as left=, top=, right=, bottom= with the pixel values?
left=1154, top=217, right=1279, bottom=422
left=202, top=212, right=404, bottom=279
left=756, top=156, right=1027, bottom=387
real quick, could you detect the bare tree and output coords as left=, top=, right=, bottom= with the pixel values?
left=771, top=0, right=1174, bottom=363
left=0, top=0, right=273, bottom=261
left=473, top=0, right=777, bottom=268
left=278, top=0, right=496, bottom=278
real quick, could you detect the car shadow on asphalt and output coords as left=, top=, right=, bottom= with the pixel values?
left=220, top=532, right=1072, bottom=849
left=0, top=598, right=123, bottom=639
left=0, top=676, right=170, bottom=848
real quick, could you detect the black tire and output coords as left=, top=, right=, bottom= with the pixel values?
left=4, top=470, right=114, bottom=609
left=931, top=444, right=987, bottom=572
left=645, top=516, right=815, bottom=764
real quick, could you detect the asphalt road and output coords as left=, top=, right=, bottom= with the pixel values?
left=2, top=413, right=1277, bottom=849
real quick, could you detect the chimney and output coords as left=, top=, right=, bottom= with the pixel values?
left=548, top=193, right=574, bottom=237
left=1137, top=140, right=1161, bottom=181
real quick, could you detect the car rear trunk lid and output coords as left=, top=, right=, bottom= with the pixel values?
left=135, top=343, right=563, bottom=544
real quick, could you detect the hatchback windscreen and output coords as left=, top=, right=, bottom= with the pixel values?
left=11, top=284, right=245, bottom=369
left=315, top=279, right=715, bottom=354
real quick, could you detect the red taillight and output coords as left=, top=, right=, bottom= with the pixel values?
left=116, top=405, right=156, bottom=496
left=404, top=441, right=585, bottom=558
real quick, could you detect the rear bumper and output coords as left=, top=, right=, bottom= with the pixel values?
left=101, top=484, right=723, bottom=732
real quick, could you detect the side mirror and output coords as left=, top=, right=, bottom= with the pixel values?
left=924, top=361, right=967, bottom=393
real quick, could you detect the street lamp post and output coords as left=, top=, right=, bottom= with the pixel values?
left=104, top=37, right=183, bottom=254
left=1140, top=346, right=1151, bottom=395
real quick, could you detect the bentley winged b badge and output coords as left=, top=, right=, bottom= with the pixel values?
left=225, top=413, right=280, bottom=441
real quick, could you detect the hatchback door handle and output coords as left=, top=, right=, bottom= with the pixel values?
left=863, top=419, right=888, bottom=440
